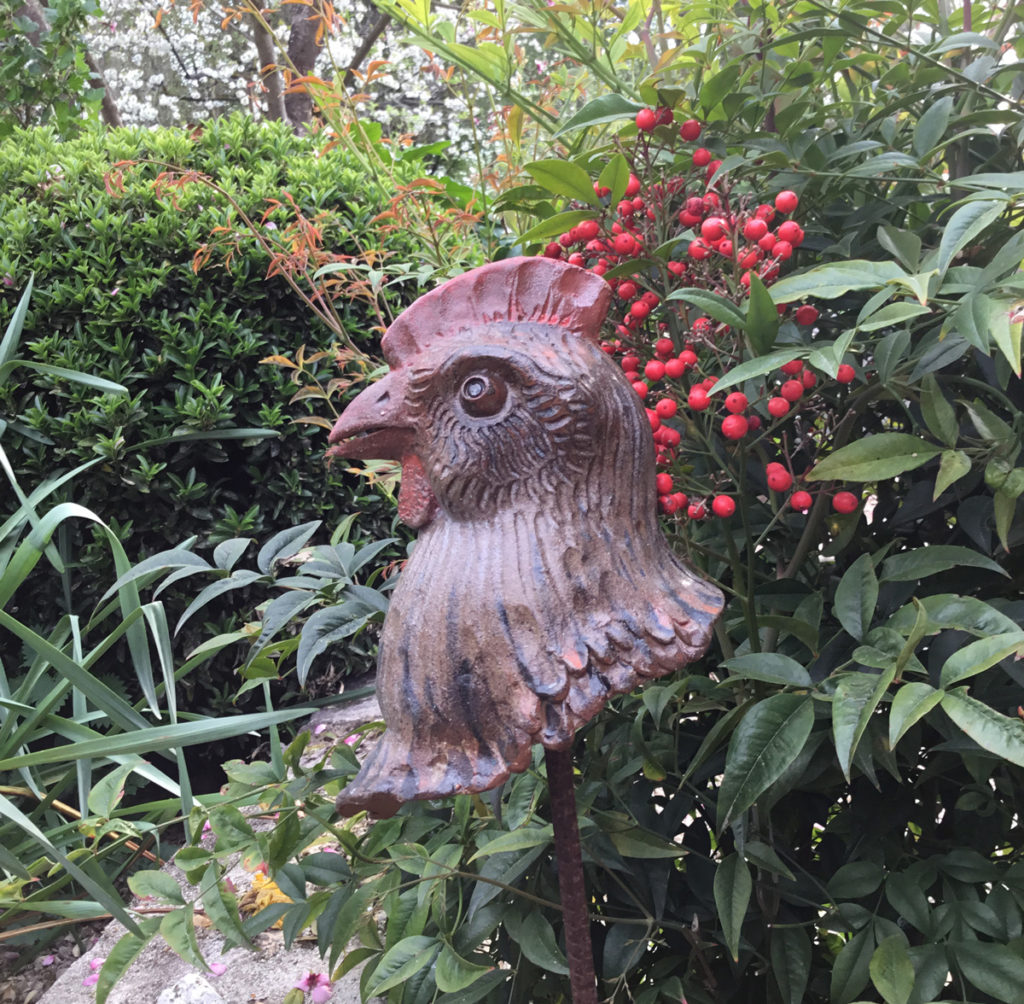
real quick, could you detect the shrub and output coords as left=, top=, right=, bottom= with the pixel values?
left=0, top=114, right=429, bottom=657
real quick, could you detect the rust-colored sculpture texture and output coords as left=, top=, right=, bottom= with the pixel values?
left=329, top=257, right=724, bottom=817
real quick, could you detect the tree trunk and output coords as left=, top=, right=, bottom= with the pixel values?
left=250, top=0, right=287, bottom=122
left=283, top=0, right=324, bottom=132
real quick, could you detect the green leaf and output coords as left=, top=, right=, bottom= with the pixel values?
left=857, top=301, right=930, bottom=332
left=807, top=434, right=943, bottom=483
left=769, top=260, right=908, bottom=304
left=0, top=273, right=33, bottom=368
left=829, top=861, right=883, bottom=900
left=256, top=521, right=321, bottom=574
left=940, top=632, right=1024, bottom=688
left=745, top=274, right=779, bottom=355
left=714, top=853, right=751, bottom=961
left=942, top=690, right=1024, bottom=766
left=994, top=487, right=1017, bottom=552
left=555, top=94, right=643, bottom=135
left=832, top=672, right=891, bottom=782
left=518, top=210, right=602, bottom=246
left=913, top=95, right=954, bottom=158
left=889, top=682, right=943, bottom=748
left=435, top=944, right=494, bottom=993
left=919, top=374, right=958, bottom=447
left=468, top=825, right=552, bottom=862
left=835, top=554, right=879, bottom=642
left=771, top=926, right=811, bottom=1004
left=937, top=200, right=1003, bottom=276
left=881, top=545, right=1006, bottom=582
left=606, top=825, right=684, bottom=859
left=831, top=926, right=875, bottom=1004
left=200, top=863, right=249, bottom=948
left=95, top=918, right=161, bottom=1004
left=159, top=909, right=205, bottom=970
left=598, top=153, right=632, bottom=205
left=743, top=840, right=795, bottom=881
left=722, top=653, right=812, bottom=688
left=717, top=694, right=815, bottom=829
left=127, top=869, right=185, bottom=906
left=954, top=941, right=1024, bottom=1000
left=706, top=348, right=807, bottom=394
left=870, top=934, right=915, bottom=1004
left=507, top=909, right=569, bottom=975
left=665, top=287, right=747, bottom=330
left=524, top=159, right=599, bottom=205
left=365, top=935, right=439, bottom=996
left=934, top=450, right=972, bottom=499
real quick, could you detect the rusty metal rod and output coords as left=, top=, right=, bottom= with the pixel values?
left=545, top=745, right=599, bottom=1004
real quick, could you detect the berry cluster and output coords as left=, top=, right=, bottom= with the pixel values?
left=536, top=105, right=864, bottom=523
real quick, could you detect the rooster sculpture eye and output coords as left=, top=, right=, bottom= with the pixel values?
left=459, top=372, right=507, bottom=417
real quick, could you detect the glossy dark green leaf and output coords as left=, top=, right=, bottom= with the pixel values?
left=889, top=682, right=943, bottom=749
left=364, top=935, right=439, bottom=996
left=718, top=694, right=815, bottom=829
left=771, top=926, right=811, bottom=1004
left=940, top=631, right=1024, bottom=687
left=769, top=260, right=907, bottom=303
left=937, top=200, right=1003, bottom=275
left=881, top=545, right=1006, bottom=582
left=664, top=287, right=747, bottom=329
left=554, top=94, right=643, bottom=135
left=954, top=941, right=1024, bottom=1000
left=507, top=909, right=569, bottom=975
left=519, top=210, right=602, bottom=246
left=524, top=159, right=599, bottom=205
left=829, top=861, right=884, bottom=900
left=919, top=373, right=958, bottom=447
left=723, top=653, right=812, bottom=688
left=835, top=553, right=878, bottom=642
left=434, top=944, right=493, bottom=993
left=808, top=434, right=943, bottom=483
left=714, top=852, right=752, bottom=961
left=830, top=926, right=875, bottom=1004
left=870, top=934, right=915, bottom=1004
left=942, top=690, right=1024, bottom=765
left=745, top=274, right=779, bottom=355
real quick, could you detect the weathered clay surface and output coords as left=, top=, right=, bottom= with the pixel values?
left=329, top=257, right=724, bottom=817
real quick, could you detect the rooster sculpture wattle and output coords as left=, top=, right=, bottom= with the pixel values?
left=328, top=257, right=724, bottom=817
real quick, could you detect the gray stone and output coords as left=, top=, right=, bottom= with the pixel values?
left=156, top=972, right=225, bottom=1004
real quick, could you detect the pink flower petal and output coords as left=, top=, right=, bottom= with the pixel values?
left=209, top=961, right=228, bottom=976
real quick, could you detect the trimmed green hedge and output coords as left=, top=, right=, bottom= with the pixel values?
left=0, top=116, right=426, bottom=611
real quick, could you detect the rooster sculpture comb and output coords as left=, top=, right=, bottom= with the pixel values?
left=329, top=257, right=724, bottom=817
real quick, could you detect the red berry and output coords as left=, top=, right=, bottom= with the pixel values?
left=642, top=291, right=660, bottom=307
left=644, top=359, right=665, bottom=380
left=721, top=414, right=749, bottom=440
left=594, top=182, right=611, bottom=198
left=742, top=218, right=768, bottom=242
left=625, top=173, right=641, bottom=197
left=832, top=491, right=860, bottom=514
left=777, top=220, right=803, bottom=245
left=632, top=380, right=649, bottom=398
left=636, top=108, right=657, bottom=131
left=656, top=106, right=674, bottom=125
left=781, top=359, right=804, bottom=375
left=667, top=260, right=686, bottom=277
left=688, top=240, right=711, bottom=260
left=755, top=203, right=776, bottom=222
left=543, top=242, right=563, bottom=259
left=780, top=379, right=804, bottom=402
left=766, top=467, right=793, bottom=492
left=664, top=358, right=686, bottom=379
left=718, top=239, right=734, bottom=258
left=802, top=369, right=817, bottom=390
left=660, top=494, right=679, bottom=514
left=567, top=253, right=585, bottom=267
left=767, top=396, right=790, bottom=418
left=687, top=501, right=707, bottom=520
left=747, top=415, right=762, bottom=431
left=655, top=337, right=675, bottom=357
left=724, top=391, right=748, bottom=414
left=712, top=495, right=736, bottom=518
left=701, top=216, right=728, bottom=242
left=692, top=147, right=712, bottom=167
left=671, top=491, right=688, bottom=509
left=679, top=349, right=698, bottom=367
left=656, top=472, right=673, bottom=494
left=758, top=233, right=777, bottom=253
left=773, top=240, right=794, bottom=260
left=837, top=363, right=856, bottom=384
left=647, top=408, right=661, bottom=431
left=622, top=354, right=640, bottom=372
left=679, top=118, right=701, bottom=141
left=794, top=304, right=819, bottom=325
left=617, top=280, right=637, bottom=300
left=655, top=397, right=678, bottom=419
left=614, top=233, right=638, bottom=255
left=790, top=490, right=813, bottom=511
left=688, top=387, right=711, bottom=411
left=775, top=190, right=799, bottom=214
left=577, top=219, right=600, bottom=240
left=617, top=199, right=635, bottom=217
left=662, top=427, right=681, bottom=447
left=632, top=300, right=652, bottom=320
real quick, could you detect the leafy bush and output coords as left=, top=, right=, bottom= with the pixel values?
left=0, top=114, right=428, bottom=655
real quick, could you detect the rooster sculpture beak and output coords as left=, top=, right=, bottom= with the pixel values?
left=327, top=368, right=439, bottom=528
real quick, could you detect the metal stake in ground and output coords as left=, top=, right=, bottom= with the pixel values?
left=546, top=746, right=598, bottom=1004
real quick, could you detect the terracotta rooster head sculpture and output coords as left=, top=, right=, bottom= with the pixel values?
left=328, top=257, right=724, bottom=817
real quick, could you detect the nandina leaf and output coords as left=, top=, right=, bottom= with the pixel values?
left=870, top=934, right=915, bottom=1004
left=771, top=926, right=812, bottom=1004
left=554, top=94, right=644, bottom=136
left=745, top=274, right=779, bottom=354
left=714, top=853, right=751, bottom=961
left=889, top=682, right=942, bottom=749
left=518, top=209, right=602, bottom=246
left=937, top=200, right=1003, bottom=276
left=939, top=631, right=1024, bottom=688
left=834, top=553, right=878, bottom=641
left=524, top=159, right=600, bottom=205
left=769, top=259, right=907, bottom=303
left=365, top=935, right=440, bottom=996
left=934, top=449, right=971, bottom=499
left=717, top=693, right=814, bottom=829
left=941, top=689, right=1024, bottom=766
left=832, top=670, right=893, bottom=781
left=806, top=433, right=942, bottom=482
left=880, top=544, right=1006, bottom=581
left=665, top=287, right=746, bottom=330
